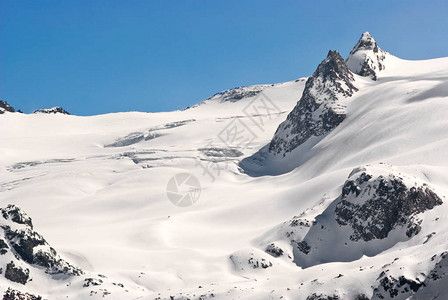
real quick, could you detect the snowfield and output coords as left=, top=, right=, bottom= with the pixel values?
left=1, top=33, right=448, bottom=299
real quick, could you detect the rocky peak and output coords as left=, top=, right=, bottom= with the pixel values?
left=0, top=100, right=15, bottom=114
left=292, top=165, right=443, bottom=268
left=314, top=50, right=357, bottom=95
left=350, top=32, right=378, bottom=52
left=33, top=107, right=70, bottom=115
left=346, top=32, right=387, bottom=80
left=268, top=50, right=357, bottom=156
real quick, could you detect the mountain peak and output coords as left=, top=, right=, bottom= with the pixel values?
left=268, top=50, right=357, bottom=156
left=346, top=32, right=387, bottom=80
left=314, top=50, right=355, bottom=91
left=33, top=106, right=70, bottom=115
left=0, top=100, right=15, bottom=114
left=350, top=32, right=379, bottom=54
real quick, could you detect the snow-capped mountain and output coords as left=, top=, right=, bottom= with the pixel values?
left=1, top=32, right=448, bottom=299
left=269, top=50, right=358, bottom=156
left=346, top=32, right=389, bottom=80
left=0, top=101, right=15, bottom=114
left=33, top=107, right=70, bottom=115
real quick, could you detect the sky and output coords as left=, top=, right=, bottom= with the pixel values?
left=1, top=0, right=447, bottom=116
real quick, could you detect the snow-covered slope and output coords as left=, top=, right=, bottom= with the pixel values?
left=1, top=33, right=448, bottom=299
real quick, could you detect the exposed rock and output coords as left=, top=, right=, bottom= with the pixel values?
left=346, top=32, right=387, bottom=80
left=292, top=165, right=443, bottom=268
left=204, top=85, right=267, bottom=103
left=295, top=240, right=311, bottom=255
left=372, top=274, right=424, bottom=299
left=265, top=243, right=284, bottom=257
left=269, top=50, right=357, bottom=156
left=229, top=250, right=274, bottom=272
left=0, top=238, right=9, bottom=255
left=5, top=261, right=30, bottom=285
left=2, top=287, right=42, bottom=300
left=0, top=204, right=83, bottom=276
left=2, top=204, right=33, bottom=228
left=33, top=107, right=70, bottom=115
left=83, top=277, right=104, bottom=287
left=306, top=294, right=340, bottom=300
left=334, top=170, right=442, bottom=242
left=0, top=100, right=15, bottom=114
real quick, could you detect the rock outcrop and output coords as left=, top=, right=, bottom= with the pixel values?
left=292, top=165, right=443, bottom=268
left=0, top=204, right=83, bottom=285
left=269, top=50, right=357, bottom=156
left=0, top=100, right=15, bottom=114
left=33, top=107, right=70, bottom=115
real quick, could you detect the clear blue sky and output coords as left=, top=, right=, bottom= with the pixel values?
left=1, top=0, right=447, bottom=115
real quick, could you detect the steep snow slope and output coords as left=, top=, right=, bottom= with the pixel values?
left=1, top=33, right=448, bottom=299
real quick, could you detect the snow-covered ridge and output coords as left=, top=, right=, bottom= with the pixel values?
left=33, top=107, right=70, bottom=115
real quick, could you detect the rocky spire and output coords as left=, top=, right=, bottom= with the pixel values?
left=269, top=50, right=357, bottom=156
left=346, top=32, right=387, bottom=80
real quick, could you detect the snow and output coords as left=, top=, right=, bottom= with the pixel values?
left=1, top=39, right=448, bottom=299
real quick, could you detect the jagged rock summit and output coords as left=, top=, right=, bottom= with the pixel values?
left=33, top=107, right=70, bottom=115
left=0, top=100, right=15, bottom=114
left=269, top=50, right=357, bottom=156
left=346, top=32, right=388, bottom=80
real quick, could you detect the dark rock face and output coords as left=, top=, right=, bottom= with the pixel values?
left=295, top=240, right=311, bottom=254
left=3, top=288, right=42, bottom=300
left=373, top=273, right=424, bottom=299
left=269, top=50, right=357, bottom=156
left=292, top=165, right=443, bottom=269
left=0, top=100, right=15, bottom=114
left=265, top=243, right=284, bottom=257
left=0, top=204, right=83, bottom=282
left=2, top=205, right=33, bottom=228
left=335, top=171, right=443, bottom=242
left=5, top=261, right=29, bottom=285
left=306, top=294, right=340, bottom=300
left=346, top=32, right=387, bottom=81
left=33, top=107, right=70, bottom=115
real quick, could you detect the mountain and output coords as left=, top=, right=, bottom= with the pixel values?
left=33, top=107, right=70, bottom=115
left=269, top=50, right=358, bottom=156
left=346, top=32, right=389, bottom=80
left=1, top=32, right=448, bottom=299
left=0, top=101, right=15, bottom=114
